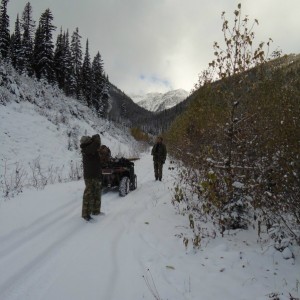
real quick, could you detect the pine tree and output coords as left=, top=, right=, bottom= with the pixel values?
left=100, top=79, right=110, bottom=118
left=53, top=28, right=65, bottom=88
left=21, top=2, right=35, bottom=75
left=0, top=0, right=10, bottom=59
left=33, top=9, right=56, bottom=83
left=81, top=39, right=92, bottom=105
left=10, top=14, right=23, bottom=71
left=53, top=29, right=73, bottom=95
left=63, top=30, right=74, bottom=96
left=91, top=51, right=106, bottom=115
left=70, top=27, right=82, bottom=99
left=32, top=24, right=43, bottom=78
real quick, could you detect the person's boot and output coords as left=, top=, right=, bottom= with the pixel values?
left=83, top=215, right=92, bottom=221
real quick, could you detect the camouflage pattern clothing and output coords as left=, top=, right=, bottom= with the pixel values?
left=151, top=137, right=167, bottom=181
left=153, top=161, right=164, bottom=181
left=80, top=134, right=102, bottom=220
left=82, top=178, right=102, bottom=217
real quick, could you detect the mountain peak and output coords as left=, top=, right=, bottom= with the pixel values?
left=130, top=89, right=189, bottom=112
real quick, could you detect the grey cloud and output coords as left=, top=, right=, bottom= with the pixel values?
left=8, top=0, right=300, bottom=95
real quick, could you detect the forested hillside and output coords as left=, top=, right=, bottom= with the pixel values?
left=0, top=2, right=111, bottom=117
left=107, top=84, right=153, bottom=128
left=166, top=53, right=300, bottom=247
left=164, top=4, right=300, bottom=252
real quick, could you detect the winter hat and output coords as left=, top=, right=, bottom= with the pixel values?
left=80, top=135, right=92, bottom=145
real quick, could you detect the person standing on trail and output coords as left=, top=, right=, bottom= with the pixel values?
left=80, top=134, right=102, bottom=221
left=151, top=136, right=167, bottom=181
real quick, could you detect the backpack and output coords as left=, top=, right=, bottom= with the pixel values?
left=99, top=145, right=111, bottom=164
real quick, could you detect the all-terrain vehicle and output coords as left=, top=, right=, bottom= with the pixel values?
left=101, top=157, right=137, bottom=197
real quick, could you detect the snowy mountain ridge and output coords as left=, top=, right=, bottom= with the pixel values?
left=130, top=88, right=189, bottom=112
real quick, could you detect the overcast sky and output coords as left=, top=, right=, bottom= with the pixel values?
left=7, top=0, right=300, bottom=95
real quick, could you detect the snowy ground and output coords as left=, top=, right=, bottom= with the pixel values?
left=0, top=153, right=299, bottom=300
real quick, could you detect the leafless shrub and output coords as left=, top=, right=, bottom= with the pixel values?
left=68, top=160, right=82, bottom=181
left=1, top=160, right=28, bottom=198
left=28, top=157, right=49, bottom=189
left=1, top=157, right=83, bottom=199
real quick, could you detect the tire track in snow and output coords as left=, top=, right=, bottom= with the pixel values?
left=0, top=198, right=79, bottom=259
left=100, top=202, right=135, bottom=300
left=99, top=160, right=153, bottom=300
left=0, top=220, right=86, bottom=300
left=0, top=197, right=83, bottom=300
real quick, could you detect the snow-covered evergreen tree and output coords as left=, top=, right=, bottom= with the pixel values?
left=53, top=28, right=65, bottom=89
left=54, top=29, right=73, bottom=95
left=70, top=27, right=82, bottom=99
left=33, top=9, right=56, bottom=83
left=100, top=79, right=110, bottom=118
left=81, top=39, right=92, bottom=106
left=10, top=14, right=23, bottom=71
left=21, top=2, right=35, bottom=75
left=0, top=0, right=10, bottom=59
left=91, top=51, right=106, bottom=116
left=63, top=30, right=74, bottom=96
left=32, top=24, right=43, bottom=77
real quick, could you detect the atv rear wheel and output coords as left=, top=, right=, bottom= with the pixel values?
left=130, top=174, right=137, bottom=191
left=119, top=176, right=130, bottom=197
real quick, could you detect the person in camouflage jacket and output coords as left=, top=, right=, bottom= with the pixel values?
left=80, top=134, right=102, bottom=221
left=151, top=136, right=167, bottom=181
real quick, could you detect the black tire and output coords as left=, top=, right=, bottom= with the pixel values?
left=130, top=174, right=137, bottom=191
left=119, top=176, right=130, bottom=197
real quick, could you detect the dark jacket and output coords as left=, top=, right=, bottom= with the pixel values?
left=151, top=142, right=167, bottom=163
left=81, top=136, right=101, bottom=179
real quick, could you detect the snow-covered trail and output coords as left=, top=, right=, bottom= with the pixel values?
left=1, top=153, right=299, bottom=300
left=0, top=153, right=184, bottom=300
